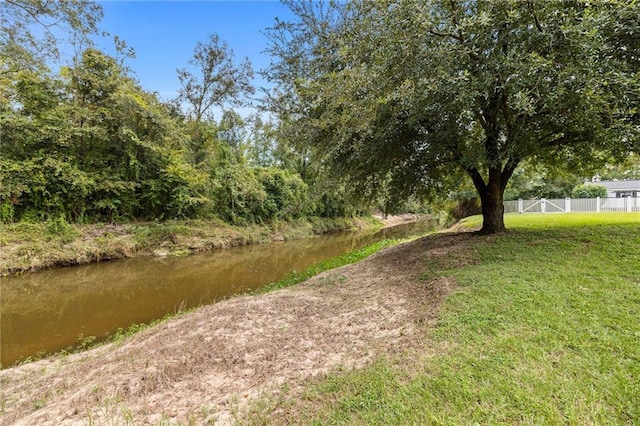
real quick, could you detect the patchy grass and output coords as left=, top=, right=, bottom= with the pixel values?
left=243, top=212, right=640, bottom=424
left=255, top=238, right=404, bottom=294
left=0, top=216, right=378, bottom=275
left=255, top=217, right=436, bottom=294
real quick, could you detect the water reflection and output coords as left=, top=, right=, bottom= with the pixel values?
left=0, top=219, right=436, bottom=367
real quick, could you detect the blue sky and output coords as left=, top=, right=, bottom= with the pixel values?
left=92, top=1, right=296, bottom=106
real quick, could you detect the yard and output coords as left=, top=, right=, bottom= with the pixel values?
left=243, top=212, right=640, bottom=424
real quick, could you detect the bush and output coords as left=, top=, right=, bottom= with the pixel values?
left=44, top=217, right=80, bottom=242
left=315, top=193, right=355, bottom=218
left=219, top=169, right=265, bottom=224
left=571, top=184, right=607, bottom=199
left=0, top=201, right=15, bottom=223
left=255, top=168, right=312, bottom=221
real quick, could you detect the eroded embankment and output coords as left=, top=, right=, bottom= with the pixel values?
left=0, top=227, right=471, bottom=425
left=0, top=216, right=409, bottom=276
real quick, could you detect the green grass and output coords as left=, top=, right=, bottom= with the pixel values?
left=255, top=220, right=434, bottom=294
left=461, top=211, right=640, bottom=229
left=247, top=212, right=640, bottom=425
left=254, top=238, right=405, bottom=294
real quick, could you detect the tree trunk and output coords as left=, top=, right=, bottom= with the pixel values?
left=479, top=188, right=506, bottom=234
left=467, top=165, right=508, bottom=234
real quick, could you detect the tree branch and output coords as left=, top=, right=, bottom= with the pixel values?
left=501, top=155, right=520, bottom=191
left=427, top=29, right=462, bottom=42
left=527, top=1, right=543, bottom=33
left=466, top=166, right=487, bottom=194
left=541, top=133, right=570, bottom=148
left=6, top=0, right=59, bottom=29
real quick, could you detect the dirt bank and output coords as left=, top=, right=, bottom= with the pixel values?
left=1, top=215, right=422, bottom=276
left=374, top=212, right=422, bottom=229
left=0, top=228, right=470, bottom=425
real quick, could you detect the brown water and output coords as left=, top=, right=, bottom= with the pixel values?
left=0, top=219, right=437, bottom=367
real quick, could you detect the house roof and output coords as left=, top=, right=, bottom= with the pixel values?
left=586, top=180, right=640, bottom=191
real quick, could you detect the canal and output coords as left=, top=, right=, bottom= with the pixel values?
left=0, top=219, right=437, bottom=367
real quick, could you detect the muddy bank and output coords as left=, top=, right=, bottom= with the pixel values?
left=0, top=215, right=421, bottom=276
left=0, top=229, right=471, bottom=425
left=373, top=212, right=422, bottom=229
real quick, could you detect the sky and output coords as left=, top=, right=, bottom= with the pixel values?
left=90, top=1, right=296, bottom=110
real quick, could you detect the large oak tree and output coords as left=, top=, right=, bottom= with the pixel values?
left=265, top=0, right=639, bottom=233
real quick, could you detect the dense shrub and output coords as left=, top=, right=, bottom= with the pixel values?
left=571, top=184, right=607, bottom=199
left=207, top=162, right=264, bottom=224
left=0, top=157, right=96, bottom=222
left=255, top=168, right=312, bottom=221
left=314, top=193, right=354, bottom=218
left=0, top=49, right=363, bottom=226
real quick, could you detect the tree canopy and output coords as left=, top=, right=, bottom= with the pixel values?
left=1, top=0, right=103, bottom=71
left=265, top=0, right=640, bottom=233
left=177, top=33, right=254, bottom=123
left=0, top=9, right=361, bottom=224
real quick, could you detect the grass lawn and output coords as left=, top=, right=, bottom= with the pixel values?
left=246, top=212, right=640, bottom=425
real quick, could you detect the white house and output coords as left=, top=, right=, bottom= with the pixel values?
left=586, top=179, right=640, bottom=198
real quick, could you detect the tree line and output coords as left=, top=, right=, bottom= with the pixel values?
left=0, top=1, right=361, bottom=224
left=2, top=1, right=638, bottom=231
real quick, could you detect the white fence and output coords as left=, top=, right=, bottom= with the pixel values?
left=504, top=197, right=640, bottom=214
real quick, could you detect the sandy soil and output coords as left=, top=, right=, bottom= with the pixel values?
left=375, top=212, right=421, bottom=228
left=0, top=229, right=474, bottom=425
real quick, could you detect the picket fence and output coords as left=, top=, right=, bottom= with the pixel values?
left=503, top=197, right=640, bottom=214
